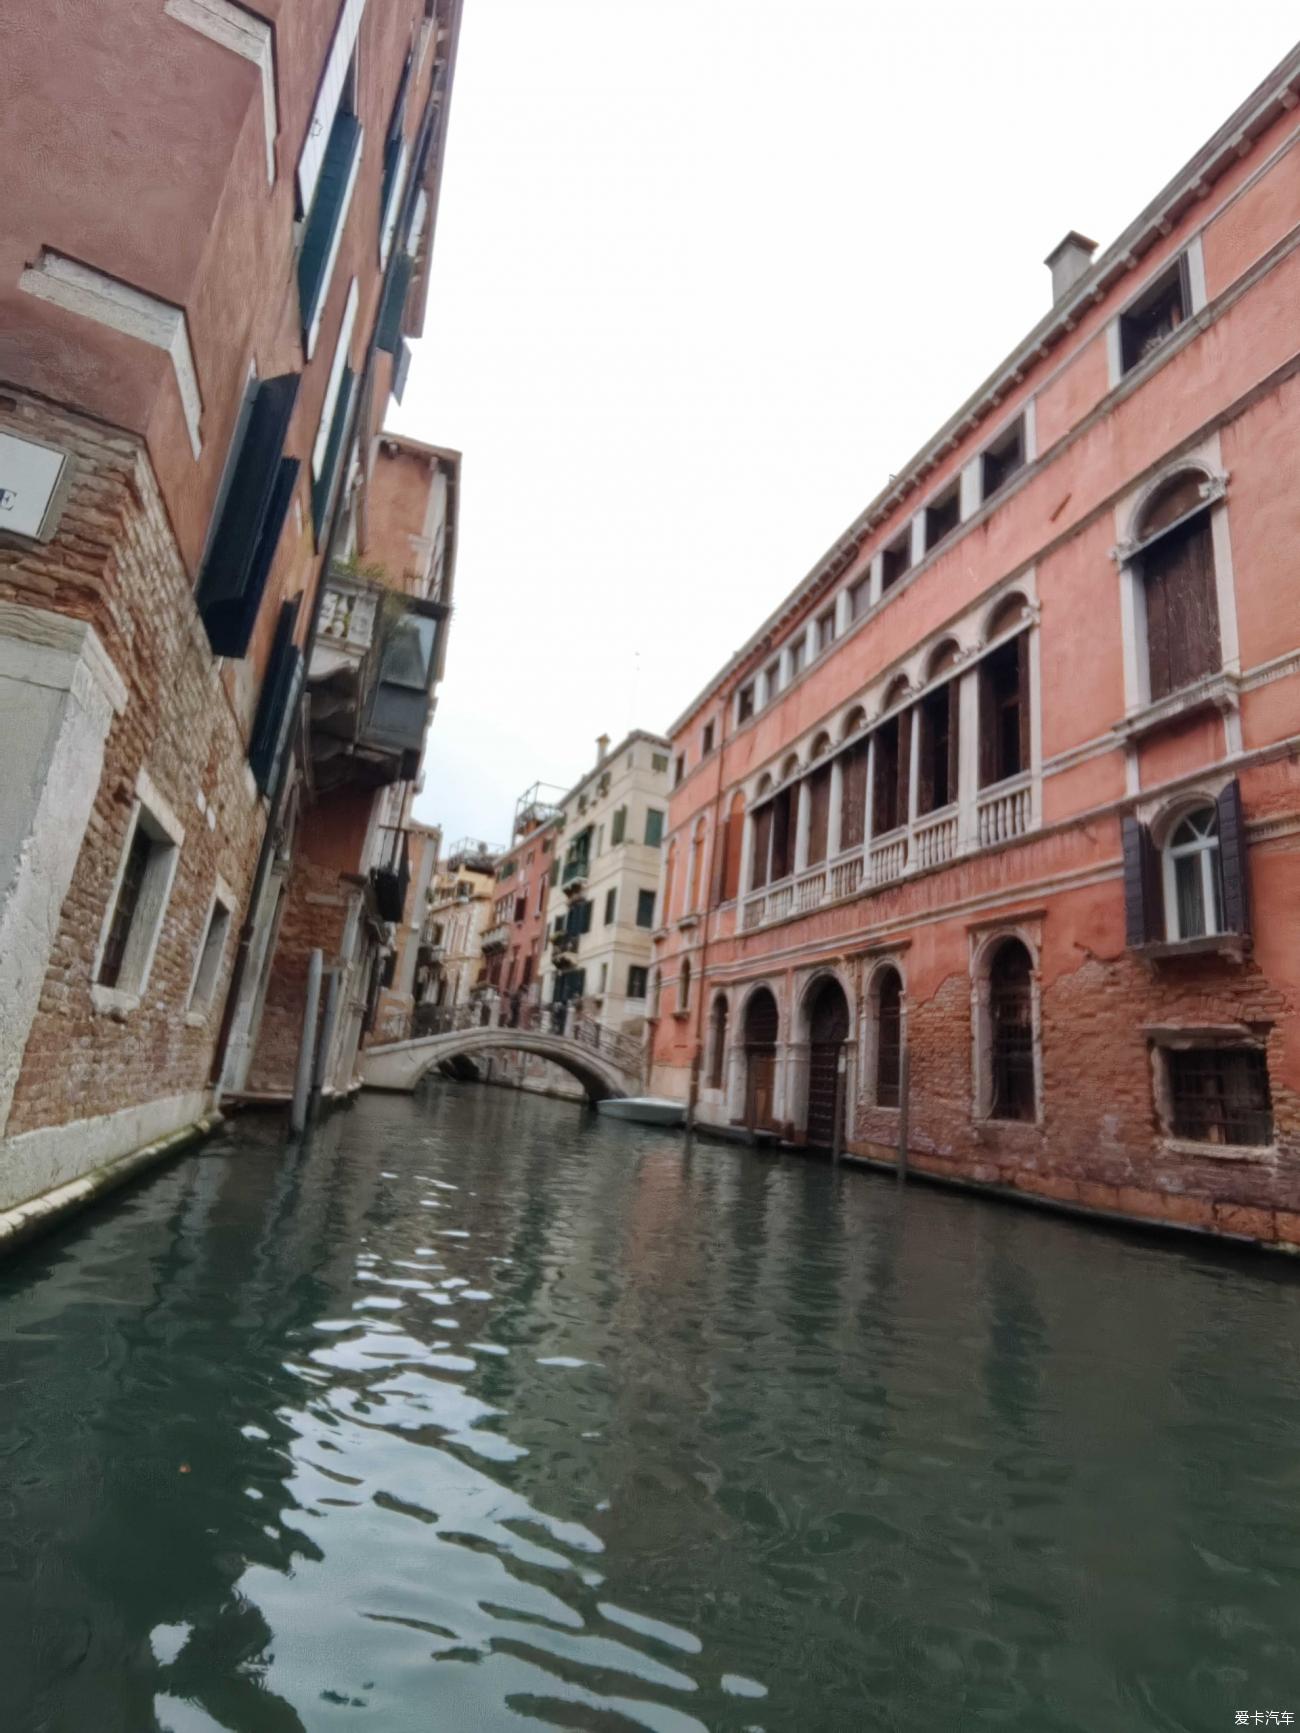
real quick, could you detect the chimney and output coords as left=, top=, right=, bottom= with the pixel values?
left=1044, top=230, right=1097, bottom=304
left=595, top=733, right=610, bottom=765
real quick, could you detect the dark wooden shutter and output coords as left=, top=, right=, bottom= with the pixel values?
left=807, top=765, right=831, bottom=865
left=1216, top=778, right=1251, bottom=936
left=392, top=339, right=412, bottom=404
left=198, top=375, right=300, bottom=650
left=202, top=456, right=300, bottom=659
left=751, top=803, right=773, bottom=890
left=1143, top=515, right=1219, bottom=699
left=298, top=110, right=362, bottom=339
left=1016, top=632, right=1031, bottom=771
left=770, top=789, right=792, bottom=882
left=838, top=741, right=865, bottom=849
left=897, top=710, right=912, bottom=828
left=1121, top=815, right=1161, bottom=947
left=311, top=366, right=355, bottom=535
left=1144, top=558, right=1173, bottom=700
left=249, top=600, right=303, bottom=792
left=376, top=252, right=415, bottom=354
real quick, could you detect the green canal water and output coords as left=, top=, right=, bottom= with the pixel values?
left=3, top=1086, right=1300, bottom=1732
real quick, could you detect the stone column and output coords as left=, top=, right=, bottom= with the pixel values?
left=827, top=757, right=844, bottom=859
left=958, top=666, right=981, bottom=851
left=794, top=780, right=811, bottom=874
left=740, top=813, right=756, bottom=894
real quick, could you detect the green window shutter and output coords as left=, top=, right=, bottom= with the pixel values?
left=311, top=366, right=355, bottom=536
left=611, top=807, right=626, bottom=845
left=249, top=601, right=304, bottom=792
left=376, top=252, right=415, bottom=354
left=636, top=889, right=656, bottom=928
left=298, top=110, right=363, bottom=349
left=197, top=376, right=300, bottom=658
left=644, top=809, right=664, bottom=847
left=604, top=888, right=616, bottom=925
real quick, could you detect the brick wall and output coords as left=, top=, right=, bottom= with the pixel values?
left=0, top=391, right=266, bottom=1133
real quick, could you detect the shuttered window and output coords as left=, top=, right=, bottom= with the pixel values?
left=806, top=764, right=832, bottom=866
left=873, top=713, right=909, bottom=835
left=978, top=634, right=1029, bottom=786
left=750, top=802, right=773, bottom=890
left=1123, top=781, right=1250, bottom=948
left=365, top=607, right=440, bottom=753
left=297, top=0, right=366, bottom=215
left=298, top=107, right=363, bottom=358
left=770, top=786, right=794, bottom=882
left=310, top=279, right=359, bottom=536
left=839, top=739, right=869, bottom=851
left=249, top=600, right=304, bottom=792
left=196, top=373, right=300, bottom=659
left=611, top=806, right=627, bottom=845
left=635, top=890, right=656, bottom=929
left=917, top=681, right=959, bottom=814
left=875, top=969, right=902, bottom=1107
left=375, top=251, right=415, bottom=354
left=1142, top=511, right=1220, bottom=700
left=378, top=52, right=413, bottom=266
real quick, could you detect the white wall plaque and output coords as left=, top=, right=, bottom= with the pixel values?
left=0, top=433, right=69, bottom=540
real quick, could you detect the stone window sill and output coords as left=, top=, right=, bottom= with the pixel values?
left=91, top=984, right=140, bottom=1017
left=1112, top=670, right=1239, bottom=743
left=1137, top=934, right=1250, bottom=963
left=676, top=914, right=700, bottom=931
left=672, top=1010, right=690, bottom=1022
left=1162, top=1137, right=1276, bottom=1164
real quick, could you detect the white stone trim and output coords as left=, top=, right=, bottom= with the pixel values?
left=0, top=1089, right=211, bottom=1215
left=88, top=766, right=186, bottom=1014
left=165, top=0, right=279, bottom=184
left=0, top=606, right=126, bottom=1137
left=187, top=873, right=237, bottom=1013
left=19, top=252, right=204, bottom=458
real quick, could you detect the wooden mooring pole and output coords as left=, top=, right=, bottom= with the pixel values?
left=291, top=948, right=323, bottom=1137
left=896, top=1043, right=910, bottom=1184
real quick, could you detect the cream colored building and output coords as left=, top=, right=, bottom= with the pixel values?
left=540, top=731, right=671, bottom=1032
left=423, top=840, right=499, bottom=1009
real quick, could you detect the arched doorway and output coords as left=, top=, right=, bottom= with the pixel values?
left=806, top=978, right=850, bottom=1146
left=743, top=988, right=779, bottom=1130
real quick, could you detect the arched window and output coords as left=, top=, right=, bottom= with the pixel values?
left=662, top=842, right=677, bottom=924
left=1134, top=471, right=1220, bottom=701
left=918, top=645, right=960, bottom=815
left=715, top=791, right=745, bottom=904
left=988, top=939, right=1035, bottom=1121
left=806, top=736, right=833, bottom=867
left=842, top=705, right=867, bottom=739
left=708, top=994, right=728, bottom=1088
left=979, top=604, right=1031, bottom=788
left=1163, top=806, right=1224, bottom=940
left=743, top=987, right=780, bottom=1130
left=806, top=978, right=850, bottom=1146
left=678, top=957, right=692, bottom=1014
left=688, top=818, right=707, bottom=912
left=874, top=967, right=903, bottom=1106
left=874, top=678, right=913, bottom=835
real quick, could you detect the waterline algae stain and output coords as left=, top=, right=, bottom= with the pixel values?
left=2, top=1085, right=1299, bottom=1730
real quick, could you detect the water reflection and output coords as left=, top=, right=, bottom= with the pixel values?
left=2, top=1085, right=1300, bottom=1731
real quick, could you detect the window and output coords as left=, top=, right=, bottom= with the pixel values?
left=817, top=608, right=836, bottom=652
left=979, top=635, right=1029, bottom=787
left=1135, top=474, right=1220, bottom=701
left=1163, top=808, right=1224, bottom=940
left=196, top=373, right=300, bottom=658
left=513, top=896, right=526, bottom=923
left=805, top=761, right=832, bottom=867
left=917, top=657, right=959, bottom=814
left=310, top=276, right=360, bottom=534
left=365, top=604, right=439, bottom=753
left=716, top=791, right=745, bottom=904
left=636, top=889, right=656, bottom=928
left=872, top=711, right=910, bottom=836
left=604, top=886, right=617, bottom=925
left=789, top=638, right=805, bottom=678
left=988, top=940, right=1035, bottom=1121
left=378, top=52, right=413, bottom=267
left=924, top=482, right=960, bottom=552
left=644, top=809, right=665, bottom=847
left=709, top=995, right=728, bottom=1088
left=1165, top=1047, right=1272, bottom=1148
left=981, top=418, right=1025, bottom=501
left=297, top=33, right=363, bottom=357
left=702, top=720, right=715, bottom=756
left=874, top=968, right=903, bottom=1107
left=627, top=965, right=649, bottom=1000
left=1120, top=257, right=1189, bottom=375
left=677, top=958, right=691, bottom=1014
left=611, top=806, right=627, bottom=845
left=599, top=962, right=608, bottom=994
left=764, top=659, right=781, bottom=701
left=248, top=599, right=304, bottom=793
left=651, top=752, right=670, bottom=773
left=881, top=531, right=911, bottom=591
left=849, top=576, right=870, bottom=621
left=838, top=736, right=869, bottom=852
left=95, top=788, right=182, bottom=1004
left=737, top=685, right=755, bottom=724
left=674, top=754, right=685, bottom=787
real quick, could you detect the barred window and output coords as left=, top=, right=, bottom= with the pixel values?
left=1167, top=1048, right=1272, bottom=1148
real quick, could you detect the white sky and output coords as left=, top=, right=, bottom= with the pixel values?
left=393, top=0, right=1298, bottom=847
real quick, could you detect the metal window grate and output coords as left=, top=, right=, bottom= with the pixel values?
left=1168, top=1048, right=1273, bottom=1147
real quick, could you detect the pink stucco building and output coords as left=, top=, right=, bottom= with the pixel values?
left=649, top=48, right=1300, bottom=1251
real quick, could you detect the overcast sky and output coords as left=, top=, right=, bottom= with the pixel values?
left=392, top=0, right=1297, bottom=848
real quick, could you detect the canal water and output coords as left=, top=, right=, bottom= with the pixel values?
left=4, top=1088, right=1299, bottom=1733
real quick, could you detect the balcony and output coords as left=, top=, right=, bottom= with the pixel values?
left=308, top=564, right=447, bottom=792
left=739, top=777, right=1037, bottom=934
left=561, top=855, right=589, bottom=891
left=482, top=923, right=510, bottom=952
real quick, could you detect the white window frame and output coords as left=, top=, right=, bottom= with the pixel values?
left=304, top=120, right=364, bottom=360
left=91, top=768, right=185, bottom=1016
left=1105, top=238, right=1207, bottom=389
left=312, top=277, right=360, bottom=479
left=187, top=877, right=236, bottom=1020
left=165, top=0, right=279, bottom=185
left=1161, top=808, right=1223, bottom=942
left=378, top=134, right=410, bottom=269
left=297, top=0, right=367, bottom=216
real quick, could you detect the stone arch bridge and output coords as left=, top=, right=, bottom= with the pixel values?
left=361, top=1009, right=643, bottom=1102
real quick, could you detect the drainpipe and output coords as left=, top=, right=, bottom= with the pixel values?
left=210, top=76, right=452, bottom=1094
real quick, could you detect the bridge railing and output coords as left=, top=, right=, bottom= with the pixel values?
left=387, top=995, right=644, bottom=1079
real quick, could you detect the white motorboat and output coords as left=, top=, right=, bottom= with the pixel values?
left=596, top=1096, right=686, bottom=1127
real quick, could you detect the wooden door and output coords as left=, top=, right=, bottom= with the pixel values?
left=806, top=982, right=850, bottom=1147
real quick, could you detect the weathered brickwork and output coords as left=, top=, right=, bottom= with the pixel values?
left=0, top=393, right=265, bottom=1134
